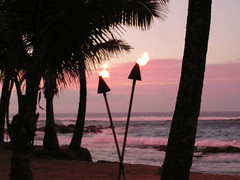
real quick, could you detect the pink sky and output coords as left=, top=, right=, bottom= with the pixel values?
left=50, top=59, right=240, bottom=113
left=7, top=59, right=240, bottom=114
left=111, top=1, right=240, bottom=66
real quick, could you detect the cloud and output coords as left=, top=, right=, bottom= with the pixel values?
left=201, top=63, right=240, bottom=111
left=7, top=59, right=240, bottom=114
left=85, top=59, right=240, bottom=112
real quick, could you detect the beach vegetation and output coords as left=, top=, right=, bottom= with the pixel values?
left=68, top=0, right=169, bottom=150
left=0, top=0, right=169, bottom=179
left=69, top=40, right=132, bottom=150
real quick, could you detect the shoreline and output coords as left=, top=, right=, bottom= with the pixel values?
left=1, top=145, right=240, bottom=180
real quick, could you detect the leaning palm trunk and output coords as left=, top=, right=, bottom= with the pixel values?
left=43, top=74, right=59, bottom=151
left=69, top=66, right=87, bottom=150
left=161, top=0, right=212, bottom=180
left=0, top=71, right=10, bottom=142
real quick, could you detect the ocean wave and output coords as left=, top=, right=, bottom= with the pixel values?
left=198, top=116, right=240, bottom=121
left=81, top=130, right=240, bottom=150
left=37, top=116, right=240, bottom=122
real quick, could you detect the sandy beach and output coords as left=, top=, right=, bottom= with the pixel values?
left=1, top=144, right=240, bottom=180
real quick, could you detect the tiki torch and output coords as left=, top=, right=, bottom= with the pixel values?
left=97, top=63, right=126, bottom=180
left=118, top=52, right=149, bottom=180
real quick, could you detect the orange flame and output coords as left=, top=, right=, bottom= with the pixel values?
left=99, top=62, right=110, bottom=78
left=136, top=52, right=149, bottom=66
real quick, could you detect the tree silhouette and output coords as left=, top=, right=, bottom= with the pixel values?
left=161, top=0, right=212, bottom=179
left=0, top=0, right=169, bottom=179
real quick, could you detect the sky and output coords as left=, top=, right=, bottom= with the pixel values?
left=9, top=0, right=240, bottom=114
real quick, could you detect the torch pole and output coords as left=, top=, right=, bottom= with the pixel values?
left=98, top=76, right=126, bottom=180
left=117, top=79, right=136, bottom=180
left=102, top=92, right=126, bottom=180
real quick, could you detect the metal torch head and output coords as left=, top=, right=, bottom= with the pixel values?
left=128, top=63, right=142, bottom=81
left=98, top=76, right=111, bottom=94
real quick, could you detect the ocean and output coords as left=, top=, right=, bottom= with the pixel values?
left=17, top=111, right=240, bottom=175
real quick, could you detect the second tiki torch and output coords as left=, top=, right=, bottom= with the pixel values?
left=118, top=52, right=150, bottom=180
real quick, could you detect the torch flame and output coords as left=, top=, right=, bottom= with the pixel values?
left=99, top=62, right=110, bottom=78
left=136, top=52, right=149, bottom=66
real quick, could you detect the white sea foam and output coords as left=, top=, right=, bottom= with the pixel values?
left=195, top=139, right=240, bottom=148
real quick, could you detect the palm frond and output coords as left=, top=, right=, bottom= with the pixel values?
left=84, top=39, right=132, bottom=69
left=33, top=0, right=168, bottom=68
left=0, top=0, right=168, bottom=91
left=86, top=0, right=169, bottom=30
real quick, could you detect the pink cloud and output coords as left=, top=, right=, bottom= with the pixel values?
left=7, top=59, right=240, bottom=113
left=201, top=63, right=240, bottom=111
left=7, top=59, right=238, bottom=113
left=83, top=59, right=240, bottom=112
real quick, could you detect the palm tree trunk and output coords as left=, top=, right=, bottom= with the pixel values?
left=10, top=72, right=36, bottom=180
left=43, top=74, right=59, bottom=151
left=10, top=115, right=33, bottom=180
left=21, top=71, right=41, bottom=144
left=10, top=71, right=41, bottom=180
left=160, top=0, right=212, bottom=180
left=13, top=71, right=23, bottom=114
left=6, top=79, right=14, bottom=140
left=69, top=66, right=87, bottom=150
left=0, top=71, right=10, bottom=142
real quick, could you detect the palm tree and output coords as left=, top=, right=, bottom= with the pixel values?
left=69, top=60, right=87, bottom=150
left=0, top=25, right=33, bottom=180
left=42, top=58, right=79, bottom=151
left=0, top=46, right=8, bottom=143
left=43, top=72, right=59, bottom=151
left=160, top=0, right=212, bottom=180
left=1, top=0, right=169, bottom=179
left=0, top=1, right=40, bottom=179
left=0, top=69, right=14, bottom=143
left=23, top=0, right=168, bottom=152
left=69, top=39, right=132, bottom=150
left=0, top=47, right=22, bottom=143
left=0, top=71, right=10, bottom=142
left=66, top=0, right=169, bottom=150
left=40, top=37, right=132, bottom=152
